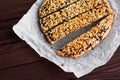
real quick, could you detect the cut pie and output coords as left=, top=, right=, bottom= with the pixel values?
left=40, top=0, right=105, bottom=32
left=57, top=14, right=115, bottom=58
left=39, top=0, right=78, bottom=18
left=39, top=0, right=115, bottom=58
left=45, top=3, right=113, bottom=44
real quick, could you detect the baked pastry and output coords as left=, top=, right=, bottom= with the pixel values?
left=39, top=0, right=78, bottom=18
left=40, top=0, right=105, bottom=32
left=45, top=3, right=113, bottom=44
left=57, top=14, right=115, bottom=58
left=39, top=0, right=115, bottom=58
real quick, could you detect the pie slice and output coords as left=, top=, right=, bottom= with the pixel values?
left=40, top=0, right=105, bottom=32
left=56, top=13, right=115, bottom=58
left=45, top=3, right=113, bottom=44
left=39, top=0, right=78, bottom=18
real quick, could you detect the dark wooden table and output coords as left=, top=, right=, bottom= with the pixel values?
left=0, top=0, right=120, bottom=80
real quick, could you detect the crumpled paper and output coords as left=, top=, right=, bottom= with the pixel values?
left=13, top=0, right=120, bottom=78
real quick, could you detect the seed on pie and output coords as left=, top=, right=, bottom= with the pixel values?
left=46, top=3, right=113, bottom=44
left=39, top=0, right=78, bottom=18
left=40, top=0, right=105, bottom=32
left=57, top=14, right=115, bottom=58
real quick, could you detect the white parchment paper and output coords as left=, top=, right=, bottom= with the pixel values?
left=13, top=0, right=120, bottom=78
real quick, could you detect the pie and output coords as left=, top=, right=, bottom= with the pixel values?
left=40, top=0, right=105, bottom=32
left=45, top=3, right=113, bottom=44
left=39, top=0, right=78, bottom=18
left=57, top=14, right=115, bottom=58
left=39, top=0, right=115, bottom=58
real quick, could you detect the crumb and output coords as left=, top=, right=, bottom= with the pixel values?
left=61, top=64, right=64, bottom=66
left=51, top=47, right=53, bottom=49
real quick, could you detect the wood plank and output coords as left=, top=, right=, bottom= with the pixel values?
left=0, top=0, right=36, bottom=44
left=0, top=0, right=40, bottom=69
left=0, top=42, right=41, bottom=69
left=0, top=29, right=21, bottom=45
left=0, top=0, right=36, bottom=31
left=0, top=41, right=119, bottom=79
left=0, top=51, right=119, bottom=80
left=0, top=60, right=76, bottom=80
left=0, top=18, right=21, bottom=31
left=0, top=0, right=36, bottom=22
left=0, top=0, right=120, bottom=80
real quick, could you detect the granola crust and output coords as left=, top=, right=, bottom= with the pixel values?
left=57, top=13, right=115, bottom=58
left=40, top=0, right=105, bottom=32
left=46, top=3, right=113, bottom=44
left=39, top=0, right=78, bottom=18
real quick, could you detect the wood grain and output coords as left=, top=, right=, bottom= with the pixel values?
left=0, top=0, right=120, bottom=80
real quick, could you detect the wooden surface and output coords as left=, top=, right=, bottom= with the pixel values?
left=0, top=0, right=120, bottom=80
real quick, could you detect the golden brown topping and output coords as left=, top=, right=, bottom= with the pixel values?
left=57, top=14, right=115, bottom=58
left=46, top=4, right=113, bottom=44
left=39, top=0, right=78, bottom=18
left=40, top=0, right=105, bottom=32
